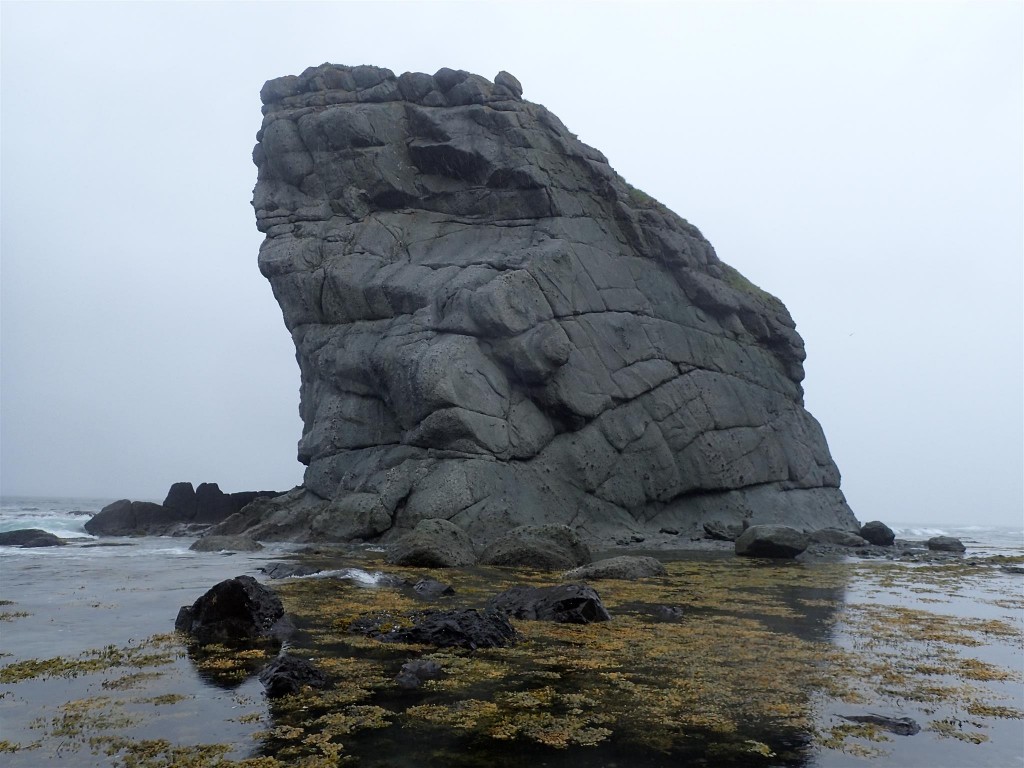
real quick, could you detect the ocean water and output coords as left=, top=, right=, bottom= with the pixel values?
left=1, top=497, right=1022, bottom=767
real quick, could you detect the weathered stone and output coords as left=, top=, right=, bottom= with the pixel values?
left=810, top=528, right=868, bottom=547
left=394, top=659, right=445, bottom=689
left=860, top=521, right=895, bottom=546
left=351, top=608, right=518, bottom=649
left=0, top=529, right=66, bottom=547
left=837, top=713, right=920, bottom=736
left=246, top=64, right=858, bottom=547
left=479, top=525, right=591, bottom=571
left=259, top=562, right=324, bottom=579
left=487, top=584, right=611, bottom=623
left=412, top=578, right=455, bottom=599
left=563, top=555, right=666, bottom=581
left=259, top=654, right=328, bottom=698
left=926, top=536, right=966, bottom=553
left=174, top=576, right=291, bottom=645
left=703, top=520, right=745, bottom=541
left=189, top=535, right=264, bottom=552
left=387, top=519, right=476, bottom=567
left=734, top=525, right=809, bottom=559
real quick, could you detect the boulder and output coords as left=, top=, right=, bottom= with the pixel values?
left=0, top=529, right=66, bottom=547
left=189, top=535, right=263, bottom=552
left=703, top=520, right=746, bottom=541
left=174, top=575, right=291, bottom=645
left=479, top=525, right=591, bottom=570
left=394, top=659, right=445, bottom=689
left=734, top=525, right=810, bottom=559
left=84, top=499, right=181, bottom=536
left=563, top=555, right=666, bottom=580
left=810, top=528, right=869, bottom=547
left=412, top=578, right=455, bottom=599
left=859, top=521, right=895, bottom=546
left=258, top=654, right=328, bottom=698
left=926, top=536, right=966, bottom=553
left=486, top=584, right=611, bottom=623
left=386, top=519, right=476, bottom=567
left=239, top=64, right=858, bottom=547
left=258, top=562, right=324, bottom=579
left=351, top=609, right=518, bottom=649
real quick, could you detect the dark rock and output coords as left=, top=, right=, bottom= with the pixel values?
left=412, top=578, right=455, bottom=599
left=84, top=499, right=181, bottom=536
left=837, top=713, right=920, bottom=736
left=394, top=659, right=445, bottom=689
left=259, top=562, right=323, bottom=579
left=1000, top=565, right=1024, bottom=574
left=189, top=535, right=263, bottom=552
left=352, top=609, right=518, bottom=649
left=258, top=654, right=328, bottom=698
left=734, top=525, right=810, bottom=559
left=703, top=520, right=745, bottom=541
left=810, top=528, right=869, bottom=547
left=387, top=519, right=476, bottom=568
left=0, top=529, right=66, bottom=547
left=248, top=64, right=858, bottom=547
left=487, top=584, right=611, bottom=623
left=162, top=482, right=197, bottom=519
left=563, top=555, right=666, bottom=581
left=174, top=575, right=292, bottom=645
left=647, top=605, right=686, bottom=622
left=860, top=521, right=896, bottom=546
left=659, top=527, right=679, bottom=535
left=194, top=483, right=237, bottom=525
left=927, top=536, right=966, bottom=553
left=479, top=525, right=591, bottom=571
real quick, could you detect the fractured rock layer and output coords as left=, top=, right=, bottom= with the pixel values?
left=246, top=63, right=857, bottom=544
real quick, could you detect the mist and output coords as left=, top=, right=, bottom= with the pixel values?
left=2, top=1, right=1020, bottom=526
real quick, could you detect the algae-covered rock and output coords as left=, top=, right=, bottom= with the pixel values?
left=487, top=584, right=611, bottom=623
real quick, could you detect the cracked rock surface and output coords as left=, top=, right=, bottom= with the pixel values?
left=234, top=63, right=857, bottom=547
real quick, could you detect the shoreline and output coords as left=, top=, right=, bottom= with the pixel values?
left=2, top=538, right=1022, bottom=767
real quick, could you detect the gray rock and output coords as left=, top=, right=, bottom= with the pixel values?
left=734, top=524, right=810, bottom=558
left=860, top=521, right=895, bottom=546
left=486, top=584, right=611, bottom=623
left=387, top=518, right=476, bottom=568
left=85, top=499, right=182, bottom=536
left=189, top=535, right=264, bottom=552
left=563, top=555, right=666, bottom=580
left=175, top=575, right=292, bottom=645
left=246, top=64, right=858, bottom=548
left=703, top=520, right=745, bottom=541
left=811, top=528, right=868, bottom=547
left=479, top=524, right=591, bottom=570
left=926, top=535, right=966, bottom=553
left=0, top=528, right=66, bottom=547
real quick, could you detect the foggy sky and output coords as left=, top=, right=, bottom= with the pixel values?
left=2, top=1, right=1021, bottom=526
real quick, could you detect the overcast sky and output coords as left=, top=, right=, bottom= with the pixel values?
left=2, top=1, right=1021, bottom=526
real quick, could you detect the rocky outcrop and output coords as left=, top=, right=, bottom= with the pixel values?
left=86, top=483, right=282, bottom=536
left=240, top=63, right=857, bottom=547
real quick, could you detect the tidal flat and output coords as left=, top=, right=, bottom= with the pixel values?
left=1, top=546, right=1022, bottom=767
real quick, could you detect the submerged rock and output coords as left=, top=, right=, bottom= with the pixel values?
left=837, top=713, right=920, bottom=736
left=394, top=659, right=445, bottom=689
left=189, top=535, right=263, bottom=552
left=231, top=63, right=857, bottom=548
left=734, top=525, right=810, bottom=559
left=487, top=584, right=611, bottom=623
left=175, top=575, right=292, bottom=645
left=0, top=529, right=66, bottom=547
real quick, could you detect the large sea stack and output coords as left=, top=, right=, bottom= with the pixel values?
left=230, top=64, right=857, bottom=545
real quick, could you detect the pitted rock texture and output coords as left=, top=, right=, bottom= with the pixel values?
left=247, top=63, right=857, bottom=546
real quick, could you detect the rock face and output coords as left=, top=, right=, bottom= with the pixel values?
left=246, top=63, right=857, bottom=546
